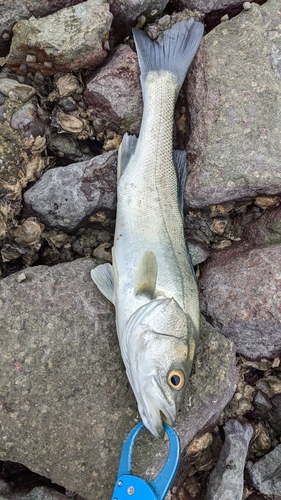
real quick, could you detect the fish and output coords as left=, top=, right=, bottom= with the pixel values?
left=91, top=19, right=204, bottom=438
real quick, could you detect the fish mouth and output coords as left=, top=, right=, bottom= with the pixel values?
left=138, top=374, right=177, bottom=439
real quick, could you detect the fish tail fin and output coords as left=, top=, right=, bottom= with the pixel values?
left=132, top=19, right=204, bottom=98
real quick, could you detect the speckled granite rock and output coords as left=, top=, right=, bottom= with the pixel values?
left=184, top=0, right=281, bottom=209
left=249, top=443, right=281, bottom=496
left=84, top=44, right=142, bottom=135
left=7, top=0, right=113, bottom=75
left=0, top=258, right=236, bottom=498
left=206, top=419, right=253, bottom=500
left=171, top=0, right=248, bottom=14
left=23, top=150, right=117, bottom=232
left=0, top=0, right=82, bottom=50
left=199, top=245, right=281, bottom=359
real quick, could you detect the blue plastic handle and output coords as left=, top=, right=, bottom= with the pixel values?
left=111, top=423, right=181, bottom=500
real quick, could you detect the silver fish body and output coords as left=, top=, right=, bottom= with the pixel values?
left=91, top=20, right=204, bottom=437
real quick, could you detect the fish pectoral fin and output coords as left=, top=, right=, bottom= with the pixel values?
left=91, top=263, right=114, bottom=304
left=117, top=133, right=138, bottom=180
left=135, top=250, right=158, bottom=298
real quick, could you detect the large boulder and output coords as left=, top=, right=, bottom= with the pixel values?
left=199, top=245, right=281, bottom=359
left=184, top=0, right=281, bottom=208
left=0, top=258, right=236, bottom=498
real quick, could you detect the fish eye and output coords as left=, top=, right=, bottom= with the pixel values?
left=167, top=369, right=185, bottom=390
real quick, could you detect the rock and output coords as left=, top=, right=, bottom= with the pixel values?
left=84, top=44, right=142, bottom=135
left=249, top=443, right=281, bottom=496
left=0, top=485, right=75, bottom=500
left=0, top=259, right=236, bottom=499
left=0, top=79, right=49, bottom=239
left=47, top=134, right=95, bottom=164
left=206, top=419, right=253, bottom=500
left=240, top=205, right=281, bottom=248
left=7, top=0, right=113, bottom=75
left=184, top=0, right=281, bottom=209
left=199, top=245, right=281, bottom=359
left=23, top=150, right=118, bottom=232
left=170, top=0, right=248, bottom=14
left=0, top=1, right=83, bottom=49
left=109, top=0, right=169, bottom=33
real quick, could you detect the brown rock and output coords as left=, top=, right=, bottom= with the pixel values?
left=84, top=44, right=143, bottom=135
left=184, top=1, right=281, bottom=208
left=7, top=0, right=113, bottom=75
left=199, top=245, right=281, bottom=359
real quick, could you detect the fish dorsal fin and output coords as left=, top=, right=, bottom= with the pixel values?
left=91, top=263, right=114, bottom=304
left=117, top=132, right=138, bottom=181
left=173, top=149, right=187, bottom=218
left=135, top=250, right=158, bottom=298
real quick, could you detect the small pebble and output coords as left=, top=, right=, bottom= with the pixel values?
left=44, top=61, right=53, bottom=68
left=243, top=2, right=252, bottom=10
left=26, top=54, right=37, bottom=63
left=2, top=32, right=10, bottom=41
left=17, top=273, right=26, bottom=283
left=220, top=14, right=229, bottom=22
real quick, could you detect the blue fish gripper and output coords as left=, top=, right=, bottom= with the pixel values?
left=111, top=422, right=181, bottom=500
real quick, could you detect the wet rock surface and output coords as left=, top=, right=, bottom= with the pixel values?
left=0, top=259, right=236, bottom=499
left=7, top=0, right=113, bottom=75
left=23, top=150, right=117, bottom=232
left=199, top=245, right=281, bottom=359
left=184, top=0, right=281, bottom=209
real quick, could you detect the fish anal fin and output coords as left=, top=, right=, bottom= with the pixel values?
left=91, top=263, right=114, bottom=304
left=135, top=251, right=158, bottom=298
left=117, top=133, right=138, bottom=181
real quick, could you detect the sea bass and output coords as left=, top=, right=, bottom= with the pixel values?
left=91, top=19, right=204, bottom=438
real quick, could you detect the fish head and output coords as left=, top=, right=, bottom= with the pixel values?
left=121, top=297, right=198, bottom=438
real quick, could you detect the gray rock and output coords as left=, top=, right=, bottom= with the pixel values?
left=0, top=485, right=75, bottom=500
left=249, top=443, right=281, bottom=496
left=110, top=0, right=169, bottom=29
left=206, top=419, right=253, bottom=500
left=84, top=44, right=142, bottom=135
left=48, top=133, right=95, bottom=164
left=0, top=78, right=35, bottom=102
left=184, top=0, right=281, bottom=209
left=7, top=0, right=113, bottom=75
left=170, top=0, right=247, bottom=14
left=0, top=1, right=83, bottom=47
left=0, top=258, right=236, bottom=499
left=23, top=150, right=118, bottom=232
left=199, top=245, right=281, bottom=359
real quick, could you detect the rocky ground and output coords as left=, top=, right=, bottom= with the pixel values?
left=0, top=0, right=281, bottom=499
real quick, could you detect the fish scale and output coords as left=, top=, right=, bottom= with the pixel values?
left=91, top=19, right=204, bottom=437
